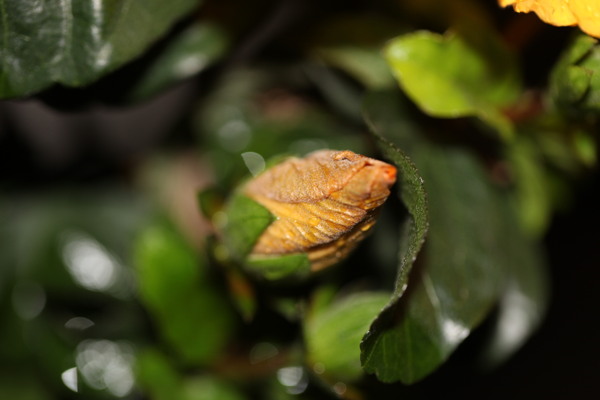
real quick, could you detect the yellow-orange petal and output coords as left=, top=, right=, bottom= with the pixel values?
left=244, top=150, right=396, bottom=271
left=501, top=0, right=600, bottom=38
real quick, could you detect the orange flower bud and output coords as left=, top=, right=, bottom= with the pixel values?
left=501, top=0, right=600, bottom=38
left=243, top=150, right=397, bottom=271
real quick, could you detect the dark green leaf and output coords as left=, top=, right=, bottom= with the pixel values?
left=384, top=30, right=519, bottom=137
left=0, top=0, right=199, bottom=98
left=481, top=235, right=549, bottom=368
left=550, top=34, right=600, bottom=114
left=128, top=22, right=229, bottom=101
left=315, top=47, right=395, bottom=89
left=361, top=90, right=545, bottom=383
left=305, top=292, right=390, bottom=382
left=135, top=220, right=236, bottom=365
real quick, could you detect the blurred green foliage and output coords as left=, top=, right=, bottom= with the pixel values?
left=1, top=0, right=598, bottom=399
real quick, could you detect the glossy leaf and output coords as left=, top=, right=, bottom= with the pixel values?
left=305, top=292, right=390, bottom=382
left=481, top=235, right=549, bottom=367
left=0, top=0, right=199, bottom=98
left=135, top=220, right=236, bottom=365
left=128, top=22, right=229, bottom=101
left=384, top=30, right=520, bottom=137
left=361, top=90, right=546, bottom=383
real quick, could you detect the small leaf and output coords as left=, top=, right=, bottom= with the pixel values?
left=384, top=29, right=519, bottom=137
left=222, top=192, right=275, bottom=260
left=135, top=220, right=236, bottom=365
left=305, top=292, right=390, bottom=382
left=0, top=0, right=199, bottom=98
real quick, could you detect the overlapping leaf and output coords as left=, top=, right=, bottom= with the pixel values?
left=384, top=29, right=520, bottom=138
left=360, top=91, right=547, bottom=383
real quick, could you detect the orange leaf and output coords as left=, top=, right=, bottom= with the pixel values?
left=244, top=150, right=397, bottom=271
left=501, top=0, right=600, bottom=38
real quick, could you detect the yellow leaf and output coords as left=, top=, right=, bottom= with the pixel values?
left=501, top=0, right=600, bottom=38
left=244, top=150, right=396, bottom=271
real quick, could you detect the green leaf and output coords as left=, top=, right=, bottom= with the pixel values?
left=360, top=89, right=429, bottom=332
left=361, top=90, right=545, bottom=383
left=481, top=236, right=549, bottom=368
left=0, top=0, right=199, bottom=98
left=135, top=349, right=182, bottom=400
left=222, top=191, right=311, bottom=281
left=135, top=220, right=236, bottom=365
left=384, top=30, right=519, bottom=138
left=507, top=137, right=553, bottom=236
left=305, top=292, right=390, bottom=382
left=222, top=192, right=275, bottom=261
left=136, top=349, right=247, bottom=400
left=127, top=22, right=229, bottom=101
left=550, top=34, right=600, bottom=114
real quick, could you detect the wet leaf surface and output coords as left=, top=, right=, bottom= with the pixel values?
left=0, top=0, right=199, bottom=98
left=361, top=90, right=547, bottom=383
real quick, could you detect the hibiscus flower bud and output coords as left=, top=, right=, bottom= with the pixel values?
left=226, top=149, right=396, bottom=277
